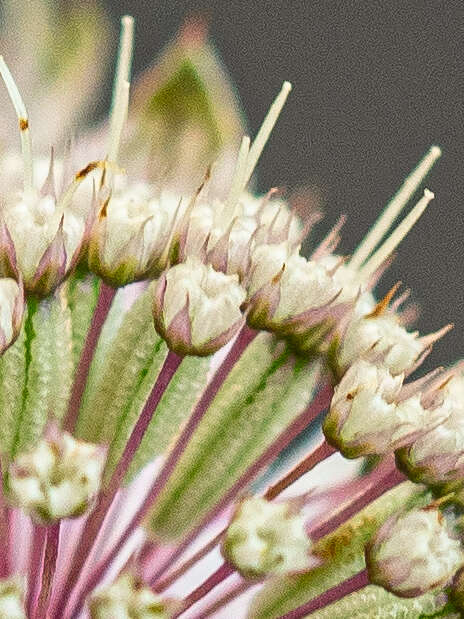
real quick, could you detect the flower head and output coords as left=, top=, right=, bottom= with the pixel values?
left=323, top=359, right=451, bottom=458
left=87, top=181, right=182, bottom=287
left=9, top=430, right=105, bottom=523
left=245, top=243, right=348, bottom=337
left=0, top=58, right=99, bottom=297
left=90, top=573, right=175, bottom=619
left=153, top=257, right=246, bottom=356
left=222, top=497, right=311, bottom=578
left=396, top=374, right=464, bottom=487
left=366, top=507, right=463, bottom=597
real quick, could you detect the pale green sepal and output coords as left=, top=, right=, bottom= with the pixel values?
left=125, top=354, right=209, bottom=482
left=147, top=335, right=321, bottom=541
left=0, top=292, right=73, bottom=462
left=75, top=285, right=163, bottom=444
left=310, top=586, right=439, bottom=619
left=25, top=291, right=73, bottom=426
left=0, top=323, right=26, bottom=460
left=247, top=482, right=430, bottom=619
left=65, top=269, right=100, bottom=370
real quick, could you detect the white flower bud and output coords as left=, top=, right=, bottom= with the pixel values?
left=316, top=254, right=375, bottom=316
left=323, top=359, right=426, bottom=458
left=88, top=183, right=182, bottom=287
left=0, top=278, right=24, bottom=353
left=2, top=187, right=87, bottom=296
left=366, top=507, right=463, bottom=597
left=0, top=579, right=26, bottom=619
left=9, top=431, right=105, bottom=523
left=246, top=243, right=342, bottom=332
left=339, top=314, right=423, bottom=376
left=153, top=257, right=246, bottom=356
left=222, top=497, right=311, bottom=578
left=90, top=573, right=174, bottom=619
left=396, top=375, right=464, bottom=486
left=181, top=192, right=301, bottom=280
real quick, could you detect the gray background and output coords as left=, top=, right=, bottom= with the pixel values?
left=101, top=0, right=463, bottom=371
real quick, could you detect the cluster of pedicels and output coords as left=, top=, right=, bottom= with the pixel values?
left=0, top=12, right=463, bottom=619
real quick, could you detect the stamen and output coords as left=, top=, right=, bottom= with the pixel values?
left=223, top=135, right=250, bottom=221
left=359, top=189, right=435, bottom=279
left=243, top=81, right=292, bottom=187
left=108, top=80, right=130, bottom=164
left=350, top=145, right=442, bottom=269
left=0, top=56, right=33, bottom=192
left=108, top=15, right=134, bottom=163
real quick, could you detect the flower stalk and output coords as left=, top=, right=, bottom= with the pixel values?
left=63, top=282, right=117, bottom=433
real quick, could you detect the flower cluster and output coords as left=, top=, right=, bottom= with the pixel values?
left=0, top=6, right=462, bottom=619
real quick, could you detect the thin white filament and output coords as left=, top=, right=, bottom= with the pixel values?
left=359, top=189, right=435, bottom=279
left=350, top=145, right=441, bottom=269
left=108, top=15, right=135, bottom=163
left=223, top=135, right=251, bottom=221
left=242, top=81, right=292, bottom=187
left=0, top=55, right=33, bottom=192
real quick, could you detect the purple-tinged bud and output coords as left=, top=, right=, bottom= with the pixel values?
left=323, top=360, right=451, bottom=458
left=245, top=243, right=347, bottom=335
left=366, top=507, right=462, bottom=598
left=339, top=314, right=424, bottom=376
left=0, top=277, right=24, bottom=354
left=396, top=375, right=464, bottom=487
left=88, top=182, right=182, bottom=287
left=0, top=158, right=103, bottom=297
left=153, top=257, right=246, bottom=356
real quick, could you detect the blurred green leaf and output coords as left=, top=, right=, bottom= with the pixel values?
left=124, top=17, right=246, bottom=190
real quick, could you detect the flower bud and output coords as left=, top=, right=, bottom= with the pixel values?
left=396, top=375, right=464, bottom=487
left=323, top=360, right=450, bottom=458
left=339, top=314, right=423, bottom=376
left=177, top=192, right=301, bottom=280
left=0, top=156, right=104, bottom=297
left=323, top=360, right=403, bottom=458
left=0, top=579, right=26, bottom=619
left=245, top=243, right=343, bottom=333
left=88, top=183, right=182, bottom=287
left=9, top=431, right=105, bottom=523
left=90, top=573, right=174, bottom=619
left=222, top=497, right=311, bottom=578
left=366, top=507, right=462, bottom=597
left=153, top=257, right=246, bottom=356
left=0, top=278, right=24, bottom=354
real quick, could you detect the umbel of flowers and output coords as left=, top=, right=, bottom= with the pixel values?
left=0, top=6, right=462, bottom=619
